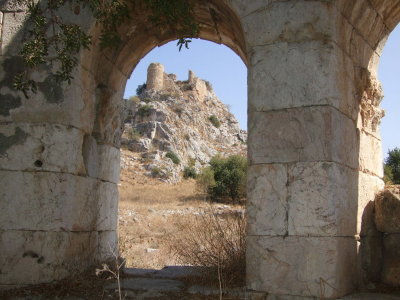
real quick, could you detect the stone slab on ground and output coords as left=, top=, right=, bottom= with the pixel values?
left=264, top=293, right=400, bottom=300
left=9, top=297, right=85, bottom=300
left=105, top=277, right=184, bottom=292
left=153, top=266, right=205, bottom=279
left=339, top=293, right=400, bottom=300
left=123, top=268, right=157, bottom=277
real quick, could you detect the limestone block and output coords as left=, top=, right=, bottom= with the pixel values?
left=82, top=134, right=99, bottom=177
left=228, top=0, right=268, bottom=19
left=0, top=123, right=85, bottom=174
left=0, top=171, right=118, bottom=231
left=246, top=236, right=357, bottom=299
left=1, top=11, right=27, bottom=56
left=241, top=1, right=335, bottom=47
left=248, top=41, right=358, bottom=119
left=359, top=130, right=383, bottom=178
left=247, top=164, right=288, bottom=236
left=375, top=190, right=400, bottom=234
left=382, top=234, right=400, bottom=286
left=93, top=88, right=124, bottom=147
left=358, top=172, right=384, bottom=236
left=0, top=12, right=3, bottom=45
left=337, top=0, right=390, bottom=49
left=348, top=28, right=376, bottom=72
left=98, top=230, right=118, bottom=261
left=0, top=230, right=98, bottom=285
left=368, top=0, right=400, bottom=30
left=248, top=107, right=358, bottom=168
left=70, top=137, right=120, bottom=184
left=0, top=0, right=28, bottom=11
left=287, top=162, right=358, bottom=237
left=97, top=144, right=120, bottom=184
left=0, top=56, right=96, bottom=132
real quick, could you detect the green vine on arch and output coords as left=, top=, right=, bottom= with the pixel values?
left=13, top=0, right=199, bottom=97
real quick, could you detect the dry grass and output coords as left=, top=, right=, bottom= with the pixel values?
left=118, top=170, right=246, bottom=280
left=167, top=212, right=246, bottom=288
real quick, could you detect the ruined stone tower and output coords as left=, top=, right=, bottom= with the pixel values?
left=146, top=63, right=164, bottom=91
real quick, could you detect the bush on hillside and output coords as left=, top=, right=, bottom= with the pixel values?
left=197, top=154, right=247, bottom=203
left=137, top=105, right=152, bottom=118
left=126, top=128, right=141, bottom=142
left=166, top=151, right=180, bottom=165
left=128, top=95, right=140, bottom=103
left=208, top=115, right=221, bottom=128
left=136, top=83, right=147, bottom=95
left=183, top=166, right=197, bottom=179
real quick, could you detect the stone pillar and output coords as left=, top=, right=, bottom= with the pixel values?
left=236, top=1, right=361, bottom=298
left=0, top=2, right=119, bottom=288
left=146, top=62, right=164, bottom=91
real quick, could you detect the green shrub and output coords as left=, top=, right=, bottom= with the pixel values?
left=385, top=147, right=400, bottom=184
left=196, top=167, right=215, bottom=199
left=166, top=151, right=180, bottom=165
left=128, top=96, right=140, bottom=103
left=137, top=105, right=152, bottom=118
left=183, top=166, right=197, bottom=179
left=151, top=166, right=162, bottom=177
left=136, top=83, right=147, bottom=95
left=384, top=164, right=394, bottom=185
left=208, top=115, right=221, bottom=128
left=197, top=154, right=247, bottom=203
left=127, top=128, right=141, bottom=141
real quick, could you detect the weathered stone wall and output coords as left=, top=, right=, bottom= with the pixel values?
left=0, top=1, right=119, bottom=288
left=1, top=0, right=400, bottom=298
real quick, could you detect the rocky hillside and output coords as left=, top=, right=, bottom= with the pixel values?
left=120, top=63, right=247, bottom=182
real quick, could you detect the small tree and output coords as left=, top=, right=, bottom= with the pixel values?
left=197, top=154, right=247, bottom=203
left=136, top=83, right=147, bottom=95
left=384, top=164, right=394, bottom=185
left=385, top=148, right=400, bottom=184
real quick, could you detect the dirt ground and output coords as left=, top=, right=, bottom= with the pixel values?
left=118, top=168, right=245, bottom=270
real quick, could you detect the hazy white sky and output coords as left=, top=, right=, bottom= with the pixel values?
left=124, top=27, right=399, bottom=159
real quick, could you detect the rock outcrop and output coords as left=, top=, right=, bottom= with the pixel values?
left=121, top=63, right=247, bottom=182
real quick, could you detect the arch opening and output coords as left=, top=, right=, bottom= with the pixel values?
left=78, top=0, right=249, bottom=290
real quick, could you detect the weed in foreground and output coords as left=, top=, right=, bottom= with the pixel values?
left=168, top=211, right=246, bottom=289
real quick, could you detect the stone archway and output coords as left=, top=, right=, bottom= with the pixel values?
left=2, top=1, right=400, bottom=299
left=0, top=0, right=248, bottom=290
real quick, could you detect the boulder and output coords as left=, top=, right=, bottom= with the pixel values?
left=375, top=189, right=400, bottom=233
